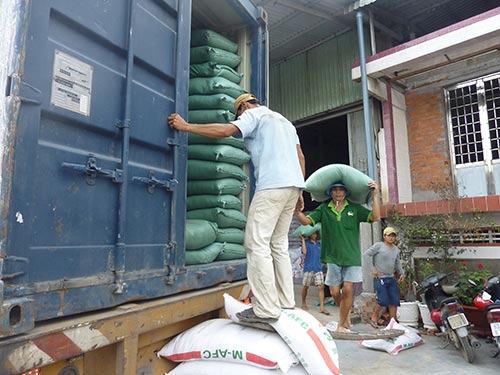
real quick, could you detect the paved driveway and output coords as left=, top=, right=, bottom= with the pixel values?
left=294, top=284, right=499, bottom=374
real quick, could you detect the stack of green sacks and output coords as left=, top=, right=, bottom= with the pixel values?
left=189, top=29, right=245, bottom=124
left=184, top=30, right=249, bottom=265
left=185, top=134, right=249, bottom=264
left=184, top=219, right=222, bottom=265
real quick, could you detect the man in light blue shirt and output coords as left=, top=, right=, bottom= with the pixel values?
left=168, top=93, right=306, bottom=324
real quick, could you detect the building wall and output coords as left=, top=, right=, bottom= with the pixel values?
left=406, top=88, right=452, bottom=201
left=269, top=30, right=365, bottom=122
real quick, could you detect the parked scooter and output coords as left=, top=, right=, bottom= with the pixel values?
left=419, top=273, right=479, bottom=363
left=471, top=275, right=500, bottom=357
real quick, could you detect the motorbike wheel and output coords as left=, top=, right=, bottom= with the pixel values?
left=450, top=330, right=475, bottom=363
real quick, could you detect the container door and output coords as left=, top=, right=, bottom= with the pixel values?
left=1, top=0, right=190, bottom=334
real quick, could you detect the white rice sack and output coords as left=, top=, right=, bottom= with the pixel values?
left=360, top=318, right=424, bottom=355
left=224, top=294, right=340, bottom=375
left=167, top=360, right=309, bottom=374
left=157, top=318, right=298, bottom=371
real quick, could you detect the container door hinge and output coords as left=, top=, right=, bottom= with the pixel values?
left=132, top=172, right=178, bottom=194
left=115, top=119, right=131, bottom=129
left=62, top=154, right=124, bottom=185
left=167, top=138, right=180, bottom=147
left=0, top=256, right=29, bottom=280
left=164, top=241, right=177, bottom=285
left=6, top=74, right=42, bottom=105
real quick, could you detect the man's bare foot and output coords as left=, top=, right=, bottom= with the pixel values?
left=301, top=304, right=308, bottom=310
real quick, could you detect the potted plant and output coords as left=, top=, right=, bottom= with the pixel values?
left=455, top=261, right=492, bottom=337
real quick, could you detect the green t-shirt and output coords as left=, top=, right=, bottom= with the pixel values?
left=307, top=200, right=372, bottom=266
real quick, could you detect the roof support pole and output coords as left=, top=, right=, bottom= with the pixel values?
left=356, top=11, right=376, bottom=180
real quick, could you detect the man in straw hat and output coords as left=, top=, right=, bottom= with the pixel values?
left=364, top=226, right=405, bottom=327
left=168, top=93, right=306, bottom=324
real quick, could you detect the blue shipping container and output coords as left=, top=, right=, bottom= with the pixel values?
left=0, top=0, right=267, bottom=337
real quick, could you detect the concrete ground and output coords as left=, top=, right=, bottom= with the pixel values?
left=294, top=284, right=500, bottom=375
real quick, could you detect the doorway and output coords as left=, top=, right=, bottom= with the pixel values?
left=297, top=115, right=349, bottom=211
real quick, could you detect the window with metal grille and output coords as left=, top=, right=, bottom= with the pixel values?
left=447, top=74, right=500, bottom=166
left=485, top=76, right=500, bottom=160
left=448, top=84, right=482, bottom=165
left=446, top=73, right=500, bottom=197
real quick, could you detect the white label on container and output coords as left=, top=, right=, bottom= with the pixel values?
left=51, top=50, right=93, bottom=116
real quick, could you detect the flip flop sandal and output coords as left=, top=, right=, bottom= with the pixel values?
left=369, top=319, right=380, bottom=329
left=320, top=310, right=330, bottom=315
left=236, top=308, right=278, bottom=324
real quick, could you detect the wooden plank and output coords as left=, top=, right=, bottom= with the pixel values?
left=116, top=335, right=138, bottom=375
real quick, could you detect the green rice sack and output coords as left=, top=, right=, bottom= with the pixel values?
left=188, top=144, right=251, bottom=166
left=190, top=46, right=241, bottom=69
left=215, top=243, right=246, bottom=261
left=190, top=62, right=243, bottom=84
left=186, top=208, right=247, bottom=229
left=188, top=133, right=246, bottom=150
left=185, top=220, right=218, bottom=250
left=186, top=178, right=246, bottom=196
left=187, top=194, right=242, bottom=211
left=189, top=77, right=245, bottom=99
left=191, top=29, right=238, bottom=53
left=189, top=94, right=235, bottom=112
left=215, top=227, right=245, bottom=244
left=184, top=242, right=224, bottom=265
left=188, top=109, right=234, bottom=124
left=305, top=164, right=373, bottom=204
left=188, top=160, right=248, bottom=181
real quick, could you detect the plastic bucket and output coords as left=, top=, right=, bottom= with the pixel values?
left=397, top=301, right=419, bottom=327
left=418, top=302, right=436, bottom=330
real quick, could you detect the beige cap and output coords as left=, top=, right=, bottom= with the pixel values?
left=234, top=93, right=258, bottom=116
left=383, top=227, right=397, bottom=236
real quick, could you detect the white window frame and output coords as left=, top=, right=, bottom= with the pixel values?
left=445, top=72, right=500, bottom=196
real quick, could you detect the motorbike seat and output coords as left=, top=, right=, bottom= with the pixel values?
left=485, top=302, right=500, bottom=312
left=442, top=283, right=460, bottom=295
left=440, top=296, right=459, bottom=308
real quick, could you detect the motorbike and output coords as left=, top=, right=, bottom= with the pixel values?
left=471, top=275, right=500, bottom=357
left=419, top=273, right=479, bottom=363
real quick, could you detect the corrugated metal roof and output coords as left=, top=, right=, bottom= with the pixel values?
left=254, top=0, right=354, bottom=63
left=252, top=0, right=500, bottom=65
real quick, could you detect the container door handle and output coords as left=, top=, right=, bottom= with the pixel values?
left=62, top=154, right=124, bottom=185
left=132, top=172, right=178, bottom=194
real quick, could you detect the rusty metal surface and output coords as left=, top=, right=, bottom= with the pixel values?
left=0, top=281, right=247, bottom=375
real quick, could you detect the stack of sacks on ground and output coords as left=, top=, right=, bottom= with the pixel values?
left=156, top=294, right=341, bottom=374
left=157, top=318, right=307, bottom=374
left=185, top=30, right=250, bottom=265
left=223, top=294, right=341, bottom=375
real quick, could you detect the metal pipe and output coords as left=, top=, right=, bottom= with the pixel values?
left=114, top=0, right=137, bottom=293
left=356, top=11, right=375, bottom=180
left=171, top=0, right=192, bottom=275
left=369, top=11, right=376, bottom=54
